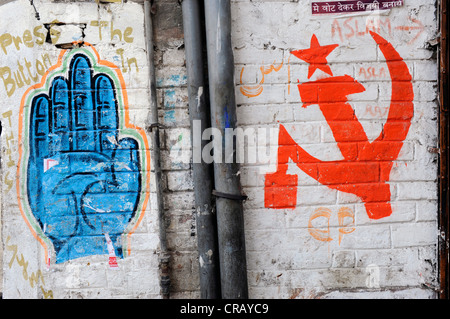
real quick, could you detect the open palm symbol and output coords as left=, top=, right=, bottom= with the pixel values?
left=27, top=53, right=141, bottom=263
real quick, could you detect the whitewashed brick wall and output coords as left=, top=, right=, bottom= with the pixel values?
left=232, top=0, right=440, bottom=298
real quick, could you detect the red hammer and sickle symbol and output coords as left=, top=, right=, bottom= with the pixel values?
left=264, top=31, right=414, bottom=219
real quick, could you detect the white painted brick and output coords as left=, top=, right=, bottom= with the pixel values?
left=317, top=268, right=368, bottom=289
left=356, top=247, right=419, bottom=267
left=337, top=192, right=361, bottom=204
left=330, top=45, right=378, bottom=63
left=281, top=122, right=322, bottom=144
left=379, top=263, right=432, bottom=289
left=413, top=143, right=439, bottom=166
left=288, top=64, right=317, bottom=84
left=127, top=108, right=150, bottom=129
left=240, top=166, right=266, bottom=187
left=244, top=208, right=286, bottom=231
left=414, top=60, right=438, bottom=81
left=338, top=224, right=392, bottom=249
left=126, top=269, right=161, bottom=295
left=127, top=232, right=160, bottom=251
left=297, top=186, right=338, bottom=206
left=244, top=230, right=282, bottom=252
left=349, top=82, right=379, bottom=101
left=416, top=200, right=438, bottom=222
left=233, top=48, right=284, bottom=65
left=389, top=160, right=437, bottom=182
left=285, top=86, right=303, bottom=103
left=246, top=251, right=290, bottom=271
left=396, top=181, right=437, bottom=200
left=236, top=104, right=294, bottom=125
left=397, top=142, right=415, bottom=161
left=236, top=84, right=286, bottom=105
left=393, top=45, right=435, bottom=61
left=235, top=64, right=258, bottom=85
left=391, top=222, right=438, bottom=248
left=412, top=81, right=438, bottom=102
left=293, top=102, right=328, bottom=122
left=243, top=187, right=266, bottom=209
left=288, top=247, right=334, bottom=270
left=285, top=204, right=355, bottom=230
left=320, top=119, right=384, bottom=143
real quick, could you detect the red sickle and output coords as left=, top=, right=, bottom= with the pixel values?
left=265, top=31, right=414, bottom=220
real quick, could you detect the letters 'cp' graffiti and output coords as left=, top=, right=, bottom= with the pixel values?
left=265, top=31, right=414, bottom=219
left=17, top=44, right=150, bottom=264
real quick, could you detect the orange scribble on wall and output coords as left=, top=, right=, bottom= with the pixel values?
left=337, top=207, right=355, bottom=245
left=358, top=66, right=387, bottom=80
left=308, top=207, right=333, bottom=242
left=308, top=207, right=355, bottom=244
left=239, top=61, right=283, bottom=97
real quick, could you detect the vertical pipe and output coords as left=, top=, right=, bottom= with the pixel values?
left=203, top=0, right=249, bottom=299
left=144, top=0, right=170, bottom=299
left=181, top=0, right=221, bottom=299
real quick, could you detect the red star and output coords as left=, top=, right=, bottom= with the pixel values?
left=291, top=34, right=338, bottom=79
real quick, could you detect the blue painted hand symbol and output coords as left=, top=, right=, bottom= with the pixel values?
left=27, top=53, right=141, bottom=263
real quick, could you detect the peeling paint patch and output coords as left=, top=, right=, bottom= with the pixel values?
left=164, top=109, right=176, bottom=123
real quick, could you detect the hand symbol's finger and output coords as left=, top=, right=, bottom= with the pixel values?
left=30, top=94, right=50, bottom=161
left=50, top=76, right=70, bottom=153
left=94, top=74, right=118, bottom=151
left=28, top=94, right=51, bottom=221
left=69, top=54, right=97, bottom=151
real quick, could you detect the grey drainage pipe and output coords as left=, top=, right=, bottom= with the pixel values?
left=203, top=0, right=249, bottom=299
left=181, top=0, right=222, bottom=299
